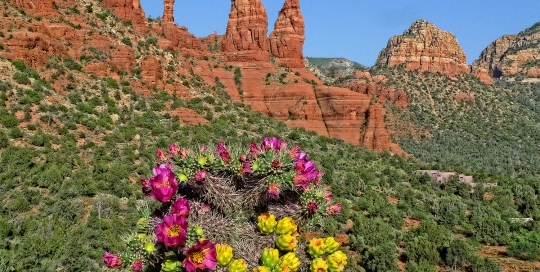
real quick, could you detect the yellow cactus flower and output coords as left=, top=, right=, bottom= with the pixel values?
left=323, top=237, right=340, bottom=254
left=310, top=258, right=329, bottom=272
left=327, top=251, right=347, bottom=272
left=216, top=244, right=234, bottom=267
left=276, top=217, right=297, bottom=236
left=276, top=252, right=300, bottom=272
left=308, top=238, right=327, bottom=258
left=257, top=213, right=277, bottom=234
left=276, top=234, right=298, bottom=252
left=228, top=259, right=248, bottom=272
left=254, top=266, right=272, bottom=272
left=261, top=248, right=280, bottom=268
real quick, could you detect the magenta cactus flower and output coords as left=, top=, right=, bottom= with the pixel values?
left=103, top=252, right=122, bottom=269
left=308, top=202, right=318, bottom=214
left=172, top=198, right=190, bottom=217
left=216, top=141, right=231, bottom=163
left=271, top=158, right=283, bottom=170
left=156, top=214, right=188, bottom=248
left=326, top=204, right=342, bottom=215
left=131, top=259, right=143, bottom=271
left=182, top=239, right=218, bottom=272
left=201, top=203, right=211, bottom=214
left=268, top=183, right=280, bottom=198
left=288, top=145, right=301, bottom=159
left=295, top=152, right=309, bottom=162
left=293, top=174, right=310, bottom=189
left=249, top=142, right=261, bottom=158
left=194, top=170, right=208, bottom=183
left=153, top=164, right=173, bottom=175
left=240, top=161, right=252, bottom=176
left=324, top=191, right=333, bottom=203
left=169, top=144, right=180, bottom=157
left=180, top=148, right=189, bottom=159
left=200, top=145, right=207, bottom=152
left=140, top=178, right=152, bottom=196
left=157, top=148, right=168, bottom=162
left=149, top=166, right=178, bottom=203
left=261, top=137, right=282, bottom=151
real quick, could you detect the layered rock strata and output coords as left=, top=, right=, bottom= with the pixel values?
left=101, top=0, right=148, bottom=33
left=221, top=0, right=270, bottom=61
left=376, top=19, right=469, bottom=76
left=269, top=0, right=305, bottom=68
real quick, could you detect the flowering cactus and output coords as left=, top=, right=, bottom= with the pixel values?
left=172, top=198, right=190, bottom=217
left=228, top=259, right=248, bottom=272
left=149, top=165, right=178, bottom=203
left=261, top=248, right=280, bottom=269
left=257, top=213, right=277, bottom=234
left=308, top=238, right=327, bottom=258
left=276, top=253, right=301, bottom=272
left=131, top=259, right=143, bottom=271
left=155, top=214, right=188, bottom=248
left=310, top=258, right=328, bottom=272
left=327, top=251, right=347, bottom=272
left=194, top=170, right=208, bottom=183
left=183, top=239, right=218, bottom=272
left=268, top=183, right=280, bottom=199
left=157, top=148, right=168, bottom=162
left=216, top=244, right=234, bottom=267
left=276, top=234, right=298, bottom=252
left=307, top=202, right=318, bottom=214
left=103, top=252, right=122, bottom=269
left=276, top=218, right=297, bottom=236
left=326, top=204, right=342, bottom=215
left=169, top=144, right=180, bottom=157
left=323, top=237, right=340, bottom=254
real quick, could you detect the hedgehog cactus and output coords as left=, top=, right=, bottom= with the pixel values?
left=254, top=266, right=272, bottom=272
left=276, top=234, right=298, bottom=252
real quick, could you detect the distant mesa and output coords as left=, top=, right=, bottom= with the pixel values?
left=472, top=22, right=540, bottom=79
left=375, top=19, right=469, bottom=77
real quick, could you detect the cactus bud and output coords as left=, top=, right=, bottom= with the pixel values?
left=276, top=234, right=298, bottom=252
left=257, top=213, right=277, bottom=234
left=308, top=238, right=326, bottom=258
left=276, top=217, right=297, bottom=236
left=327, top=251, right=347, bottom=272
left=216, top=244, right=234, bottom=267
left=323, top=237, right=340, bottom=254
left=276, top=253, right=301, bottom=272
left=261, top=248, right=280, bottom=269
left=228, top=259, right=248, bottom=272
left=310, top=258, right=328, bottom=272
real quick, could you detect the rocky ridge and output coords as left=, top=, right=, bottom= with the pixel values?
left=268, top=0, right=306, bottom=68
left=473, top=22, right=540, bottom=78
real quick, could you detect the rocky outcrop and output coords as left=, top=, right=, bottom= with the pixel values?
left=163, top=0, right=175, bottom=22
left=269, top=0, right=305, bottom=68
left=3, top=31, right=67, bottom=68
left=363, top=104, right=402, bottom=153
left=471, top=35, right=516, bottom=77
left=142, top=57, right=163, bottom=86
left=101, top=0, right=148, bottom=33
left=487, top=22, right=540, bottom=78
left=344, top=81, right=408, bottom=108
left=221, top=0, right=270, bottom=61
left=471, top=68, right=493, bottom=85
left=107, top=45, right=135, bottom=71
left=162, top=24, right=202, bottom=50
left=376, top=19, right=469, bottom=76
left=10, top=0, right=57, bottom=15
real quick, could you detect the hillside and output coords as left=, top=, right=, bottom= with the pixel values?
left=0, top=1, right=540, bottom=271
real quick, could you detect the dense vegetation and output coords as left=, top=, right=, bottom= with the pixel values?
left=1, top=60, right=540, bottom=271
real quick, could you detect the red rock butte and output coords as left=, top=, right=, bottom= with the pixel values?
left=376, top=19, right=469, bottom=77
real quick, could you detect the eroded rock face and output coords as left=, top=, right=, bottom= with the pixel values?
left=221, top=0, right=270, bottom=61
left=471, top=35, right=516, bottom=77
left=162, top=24, right=202, bottom=50
left=269, top=0, right=305, bottom=68
left=142, top=57, right=163, bottom=86
left=376, top=19, right=469, bottom=76
left=491, top=22, right=540, bottom=78
left=101, top=0, right=148, bottom=33
left=4, top=31, right=68, bottom=68
left=107, top=45, right=135, bottom=71
left=163, top=0, right=175, bottom=22
left=10, top=0, right=57, bottom=15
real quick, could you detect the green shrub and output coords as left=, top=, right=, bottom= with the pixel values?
left=363, top=242, right=400, bottom=272
left=1, top=113, right=19, bottom=128
left=13, top=71, right=30, bottom=85
left=405, top=237, right=440, bottom=265
left=63, top=58, right=82, bottom=71
left=507, top=230, right=540, bottom=260
left=104, top=77, right=119, bottom=89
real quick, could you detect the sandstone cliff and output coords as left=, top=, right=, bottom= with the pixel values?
left=101, top=0, right=148, bottom=33
left=162, top=0, right=175, bottom=22
left=10, top=0, right=57, bottom=15
left=221, top=0, right=270, bottom=61
left=376, top=19, right=469, bottom=76
left=471, top=35, right=516, bottom=77
left=268, top=0, right=305, bottom=68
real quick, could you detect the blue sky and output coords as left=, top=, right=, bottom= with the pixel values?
left=139, top=0, right=540, bottom=66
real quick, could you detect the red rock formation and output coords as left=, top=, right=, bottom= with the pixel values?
left=107, top=45, right=135, bottom=71
left=168, top=108, right=209, bottom=125
left=100, top=0, right=148, bottom=33
left=142, top=57, right=163, bottom=86
left=376, top=19, right=469, bottom=76
left=344, top=81, right=408, bottom=108
left=3, top=31, right=67, bottom=68
left=162, top=24, right=202, bottom=50
left=471, top=34, right=516, bottom=77
left=10, top=0, right=57, bottom=15
left=363, top=104, right=394, bottom=152
left=269, top=0, right=305, bottom=68
left=471, top=68, right=493, bottom=85
left=221, top=0, right=270, bottom=61
left=163, top=0, right=175, bottom=22
left=84, top=63, right=108, bottom=78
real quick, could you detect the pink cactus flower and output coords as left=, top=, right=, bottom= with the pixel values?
left=240, top=161, right=252, bottom=176
left=153, top=164, right=173, bottom=175
left=156, top=214, right=188, bottom=248
left=131, top=259, right=143, bottom=271
left=157, top=148, right=168, bottom=162
left=140, top=178, right=152, bottom=196
left=293, top=174, right=310, bottom=190
left=200, top=145, right=207, bottom=152
left=182, top=239, right=218, bottom=272
left=103, top=252, right=122, bottom=269
left=288, top=146, right=301, bottom=159
left=261, top=137, right=282, bottom=152
left=268, top=183, right=280, bottom=199
left=308, top=202, right=318, bottom=214
left=172, top=198, right=190, bottom=217
left=169, top=144, right=180, bottom=157
left=194, top=170, right=208, bottom=183
left=201, top=203, right=211, bottom=214
left=216, top=141, right=231, bottom=164
left=180, top=148, right=190, bottom=159
left=249, top=142, right=261, bottom=158
left=324, top=191, right=333, bottom=203
left=149, top=166, right=178, bottom=203
left=295, top=152, right=309, bottom=162
left=271, top=158, right=283, bottom=170
left=326, top=204, right=342, bottom=215
left=240, top=154, right=247, bottom=162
